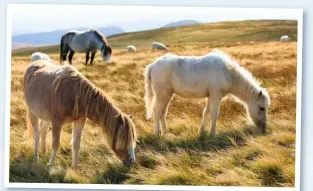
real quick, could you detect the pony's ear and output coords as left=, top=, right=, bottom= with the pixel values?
left=258, top=90, right=263, bottom=98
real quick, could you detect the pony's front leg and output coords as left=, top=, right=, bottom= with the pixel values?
left=200, top=98, right=210, bottom=136
left=47, top=120, right=62, bottom=166
left=90, top=52, right=96, bottom=65
left=209, top=94, right=222, bottom=137
left=71, top=119, right=86, bottom=168
left=39, top=120, right=50, bottom=155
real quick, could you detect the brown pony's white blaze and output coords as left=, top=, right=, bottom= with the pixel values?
left=24, top=60, right=136, bottom=167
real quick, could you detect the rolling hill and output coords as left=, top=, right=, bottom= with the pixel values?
left=12, top=20, right=297, bottom=57
left=12, top=26, right=125, bottom=46
left=162, top=19, right=200, bottom=28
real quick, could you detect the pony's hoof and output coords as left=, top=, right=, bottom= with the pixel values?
left=46, top=162, right=53, bottom=167
left=71, top=164, right=78, bottom=168
left=210, top=133, right=216, bottom=138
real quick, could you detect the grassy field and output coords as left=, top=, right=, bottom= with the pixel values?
left=9, top=20, right=298, bottom=186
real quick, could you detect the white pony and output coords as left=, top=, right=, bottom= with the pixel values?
left=127, top=45, right=136, bottom=52
left=31, top=52, right=52, bottom=62
left=144, top=50, right=271, bottom=137
left=152, top=42, right=168, bottom=51
left=280, top=35, right=290, bottom=42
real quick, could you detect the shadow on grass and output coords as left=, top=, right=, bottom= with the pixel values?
left=137, top=125, right=265, bottom=153
left=91, top=163, right=131, bottom=184
left=9, top=156, right=68, bottom=183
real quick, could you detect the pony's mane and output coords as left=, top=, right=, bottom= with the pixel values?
left=53, top=65, right=136, bottom=150
left=91, top=29, right=109, bottom=45
left=209, top=49, right=270, bottom=106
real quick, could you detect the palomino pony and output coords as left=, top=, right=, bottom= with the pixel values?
left=24, top=60, right=136, bottom=167
left=60, top=29, right=112, bottom=65
left=144, top=50, right=271, bottom=137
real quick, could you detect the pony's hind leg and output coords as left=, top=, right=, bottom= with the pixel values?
left=61, top=45, right=70, bottom=64
left=29, top=112, right=40, bottom=162
left=200, top=97, right=210, bottom=136
left=153, top=100, right=162, bottom=136
left=47, top=119, right=62, bottom=166
left=90, top=52, right=96, bottom=64
left=153, top=91, right=173, bottom=136
left=71, top=119, right=86, bottom=168
left=160, top=94, right=173, bottom=135
left=68, top=50, right=75, bottom=65
left=39, top=120, right=49, bottom=155
left=85, top=52, right=90, bottom=65
left=209, top=93, right=222, bottom=137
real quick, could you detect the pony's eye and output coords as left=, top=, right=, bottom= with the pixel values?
left=260, top=107, right=265, bottom=111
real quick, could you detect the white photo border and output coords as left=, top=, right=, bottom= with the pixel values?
left=4, top=4, right=303, bottom=191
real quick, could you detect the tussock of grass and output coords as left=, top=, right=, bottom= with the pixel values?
left=92, top=164, right=130, bottom=184
left=137, top=153, right=158, bottom=169
left=253, top=157, right=287, bottom=186
left=9, top=20, right=297, bottom=186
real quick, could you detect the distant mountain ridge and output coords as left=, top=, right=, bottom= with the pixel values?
left=12, top=26, right=125, bottom=46
left=162, top=20, right=200, bottom=28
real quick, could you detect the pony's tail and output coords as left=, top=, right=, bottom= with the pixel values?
left=59, top=35, right=65, bottom=64
left=144, top=65, right=154, bottom=120
left=26, top=109, right=33, bottom=140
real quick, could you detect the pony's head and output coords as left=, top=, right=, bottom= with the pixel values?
left=101, top=45, right=112, bottom=62
left=111, top=115, right=137, bottom=166
left=247, top=89, right=271, bottom=133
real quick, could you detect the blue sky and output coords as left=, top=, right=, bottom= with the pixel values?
left=10, top=4, right=299, bottom=35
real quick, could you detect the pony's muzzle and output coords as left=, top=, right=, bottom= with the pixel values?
left=103, top=54, right=111, bottom=62
left=123, top=158, right=135, bottom=166
left=257, top=120, right=266, bottom=134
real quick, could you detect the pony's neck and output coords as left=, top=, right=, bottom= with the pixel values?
left=230, top=74, right=260, bottom=105
left=86, top=91, right=119, bottom=126
left=96, top=41, right=104, bottom=50
left=84, top=89, right=122, bottom=148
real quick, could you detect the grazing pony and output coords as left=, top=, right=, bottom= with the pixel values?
left=60, top=29, right=112, bottom=65
left=280, top=35, right=290, bottom=42
left=127, top=45, right=136, bottom=52
left=144, top=50, right=271, bottom=136
left=31, top=52, right=52, bottom=62
left=24, top=60, right=136, bottom=167
left=152, top=42, right=168, bottom=51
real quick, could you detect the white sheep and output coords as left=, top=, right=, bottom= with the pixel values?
left=280, top=35, right=290, bottom=42
left=152, top=42, right=168, bottom=51
left=127, top=45, right=136, bottom=52
left=31, top=52, right=52, bottom=62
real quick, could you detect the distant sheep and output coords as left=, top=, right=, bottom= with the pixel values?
left=31, top=52, right=52, bottom=62
left=280, top=35, right=290, bottom=42
left=152, top=42, right=168, bottom=51
left=127, top=45, right=136, bottom=52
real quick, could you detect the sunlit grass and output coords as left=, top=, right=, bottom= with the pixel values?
left=9, top=20, right=297, bottom=187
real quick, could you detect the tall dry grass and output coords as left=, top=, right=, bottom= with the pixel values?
left=9, top=40, right=297, bottom=186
